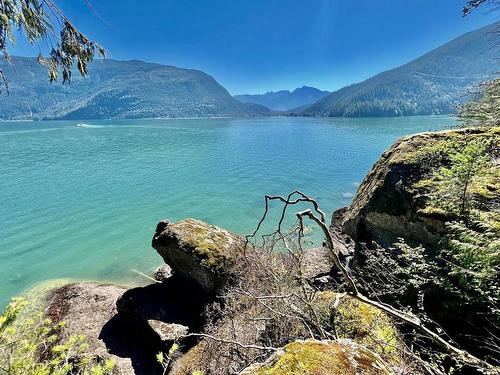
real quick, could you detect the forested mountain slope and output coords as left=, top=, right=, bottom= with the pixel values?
left=302, top=22, right=499, bottom=117
left=0, top=57, right=271, bottom=120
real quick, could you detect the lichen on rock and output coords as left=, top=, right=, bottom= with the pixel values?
left=341, top=126, right=500, bottom=247
left=311, top=291, right=402, bottom=366
left=240, top=339, right=393, bottom=375
left=152, top=218, right=245, bottom=292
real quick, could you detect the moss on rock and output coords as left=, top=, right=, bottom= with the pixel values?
left=241, top=339, right=392, bottom=375
left=335, top=295, right=401, bottom=364
left=152, top=218, right=245, bottom=292
left=312, top=291, right=402, bottom=366
left=342, top=126, right=500, bottom=246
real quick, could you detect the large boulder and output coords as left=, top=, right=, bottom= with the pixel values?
left=152, top=218, right=245, bottom=292
left=46, top=283, right=136, bottom=374
left=48, top=281, right=207, bottom=374
left=240, top=339, right=392, bottom=375
left=341, top=127, right=499, bottom=247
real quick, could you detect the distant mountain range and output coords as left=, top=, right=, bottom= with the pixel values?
left=0, top=58, right=271, bottom=120
left=301, top=21, right=499, bottom=117
left=234, top=86, right=330, bottom=111
left=0, top=22, right=497, bottom=120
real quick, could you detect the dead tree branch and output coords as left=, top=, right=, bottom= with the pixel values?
left=248, top=190, right=493, bottom=370
left=183, top=333, right=278, bottom=352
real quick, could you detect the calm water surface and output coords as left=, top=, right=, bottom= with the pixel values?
left=0, top=116, right=456, bottom=306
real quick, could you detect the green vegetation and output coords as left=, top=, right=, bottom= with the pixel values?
left=302, top=22, right=498, bottom=117
left=445, top=221, right=499, bottom=314
left=0, top=0, right=104, bottom=89
left=347, top=69, right=499, bottom=370
left=249, top=340, right=390, bottom=375
left=415, top=132, right=499, bottom=221
left=377, top=120, right=499, bottom=367
left=0, top=57, right=271, bottom=120
left=459, top=78, right=500, bottom=127
left=156, top=343, right=179, bottom=374
left=0, top=296, right=115, bottom=375
left=334, top=295, right=400, bottom=362
left=412, top=127, right=499, bottom=308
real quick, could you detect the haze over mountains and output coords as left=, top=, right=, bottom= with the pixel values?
left=301, top=21, right=499, bottom=117
left=0, top=58, right=271, bottom=120
left=234, top=86, right=330, bottom=111
left=0, top=22, right=497, bottom=120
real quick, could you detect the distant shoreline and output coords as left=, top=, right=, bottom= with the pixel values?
left=0, top=114, right=457, bottom=123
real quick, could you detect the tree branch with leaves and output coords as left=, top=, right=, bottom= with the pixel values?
left=0, top=0, right=104, bottom=93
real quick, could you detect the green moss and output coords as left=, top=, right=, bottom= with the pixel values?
left=335, top=296, right=401, bottom=363
left=252, top=340, right=390, bottom=375
left=308, top=292, right=402, bottom=367
left=172, top=219, right=242, bottom=272
left=395, top=127, right=499, bottom=167
left=394, top=136, right=453, bottom=166
left=388, top=127, right=500, bottom=229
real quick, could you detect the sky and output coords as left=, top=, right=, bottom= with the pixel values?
left=8, top=0, right=499, bottom=94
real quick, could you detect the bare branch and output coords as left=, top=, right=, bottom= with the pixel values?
left=248, top=191, right=493, bottom=370
left=183, top=333, right=278, bottom=352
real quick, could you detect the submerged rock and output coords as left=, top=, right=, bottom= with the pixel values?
left=240, top=339, right=392, bottom=375
left=152, top=218, right=245, bottom=292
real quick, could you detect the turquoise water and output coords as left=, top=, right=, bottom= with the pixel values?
left=0, top=116, right=456, bottom=307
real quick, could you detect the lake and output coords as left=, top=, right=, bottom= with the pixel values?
left=0, top=116, right=456, bottom=307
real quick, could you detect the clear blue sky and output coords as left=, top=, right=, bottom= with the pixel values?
left=9, top=0, right=498, bottom=94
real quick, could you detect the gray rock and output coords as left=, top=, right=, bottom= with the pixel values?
left=148, top=320, right=188, bottom=342
left=152, top=218, right=245, bottom=292
left=47, top=283, right=135, bottom=374
left=154, top=264, right=172, bottom=282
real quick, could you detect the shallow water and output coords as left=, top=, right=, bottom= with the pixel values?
left=0, top=116, right=456, bottom=307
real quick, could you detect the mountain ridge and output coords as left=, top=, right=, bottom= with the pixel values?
left=301, top=21, right=499, bottom=117
left=234, top=86, right=330, bottom=111
left=0, top=57, right=272, bottom=120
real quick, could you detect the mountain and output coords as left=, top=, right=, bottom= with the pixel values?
left=234, top=86, right=330, bottom=111
left=0, top=57, right=272, bottom=120
left=302, top=22, right=499, bottom=117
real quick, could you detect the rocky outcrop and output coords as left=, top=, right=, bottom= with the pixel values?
left=340, top=127, right=498, bottom=247
left=170, top=291, right=406, bottom=374
left=46, top=283, right=136, bottom=374
left=10, top=211, right=412, bottom=375
left=45, top=278, right=210, bottom=375
left=152, top=218, right=245, bottom=292
left=338, top=127, right=500, bottom=371
left=240, top=339, right=392, bottom=375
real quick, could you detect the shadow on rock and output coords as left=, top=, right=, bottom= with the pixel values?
left=99, top=314, right=164, bottom=374
left=116, top=275, right=210, bottom=325
left=99, top=275, right=211, bottom=374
